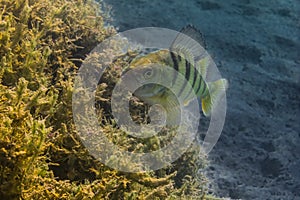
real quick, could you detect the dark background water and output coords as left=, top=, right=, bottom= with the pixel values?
left=102, top=0, right=300, bottom=199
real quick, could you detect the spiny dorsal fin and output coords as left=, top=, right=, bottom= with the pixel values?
left=179, top=25, right=206, bottom=49
left=170, top=25, right=207, bottom=62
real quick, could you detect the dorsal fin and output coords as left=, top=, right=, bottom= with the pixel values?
left=179, top=25, right=206, bottom=49
left=170, top=25, right=207, bottom=62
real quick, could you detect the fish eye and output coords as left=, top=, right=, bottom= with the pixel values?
left=143, top=68, right=153, bottom=79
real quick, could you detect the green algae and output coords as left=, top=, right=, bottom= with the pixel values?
left=0, top=0, right=220, bottom=199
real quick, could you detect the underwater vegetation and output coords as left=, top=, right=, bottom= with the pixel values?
left=0, top=0, right=222, bottom=199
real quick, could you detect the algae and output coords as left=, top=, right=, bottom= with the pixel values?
left=0, top=0, right=219, bottom=199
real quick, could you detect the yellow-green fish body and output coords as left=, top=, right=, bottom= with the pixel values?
left=124, top=26, right=228, bottom=124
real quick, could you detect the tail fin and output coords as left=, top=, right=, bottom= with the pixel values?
left=202, top=78, right=228, bottom=116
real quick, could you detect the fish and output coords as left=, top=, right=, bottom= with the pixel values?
left=123, top=25, right=228, bottom=125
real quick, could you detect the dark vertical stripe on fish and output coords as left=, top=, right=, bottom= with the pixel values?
left=191, top=66, right=198, bottom=89
left=171, top=51, right=179, bottom=86
left=178, top=59, right=190, bottom=98
left=178, top=53, right=182, bottom=61
left=185, top=59, right=191, bottom=85
left=195, top=75, right=203, bottom=95
left=183, top=62, right=198, bottom=100
left=201, top=81, right=207, bottom=96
